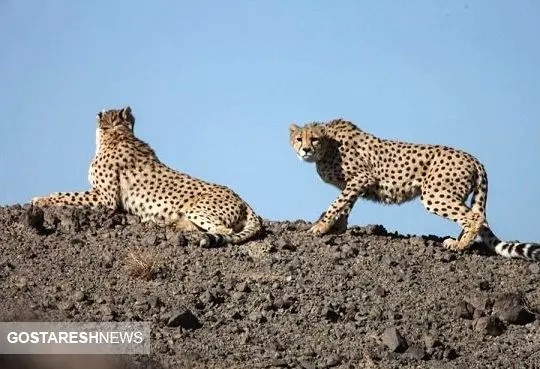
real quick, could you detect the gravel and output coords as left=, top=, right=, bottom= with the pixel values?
left=0, top=204, right=539, bottom=368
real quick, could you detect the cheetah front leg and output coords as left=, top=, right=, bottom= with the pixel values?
left=31, top=189, right=117, bottom=210
left=310, top=177, right=371, bottom=236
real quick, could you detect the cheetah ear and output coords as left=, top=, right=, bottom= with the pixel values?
left=289, top=123, right=300, bottom=133
left=121, top=106, right=132, bottom=119
left=97, top=109, right=105, bottom=121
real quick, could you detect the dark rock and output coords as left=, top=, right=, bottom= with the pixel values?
left=492, top=293, right=535, bottom=325
left=165, top=309, right=202, bottom=330
left=26, top=207, right=44, bottom=231
left=473, top=308, right=485, bottom=319
left=474, top=316, right=505, bottom=336
left=324, top=307, right=340, bottom=322
left=374, top=286, right=387, bottom=297
left=443, top=347, right=458, bottom=360
left=381, top=327, right=408, bottom=353
left=478, top=281, right=490, bottom=291
left=456, top=301, right=475, bottom=319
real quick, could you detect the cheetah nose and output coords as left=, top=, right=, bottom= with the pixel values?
left=303, top=148, right=312, bottom=153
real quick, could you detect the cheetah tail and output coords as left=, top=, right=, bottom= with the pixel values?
left=479, top=225, right=540, bottom=261
left=200, top=205, right=263, bottom=248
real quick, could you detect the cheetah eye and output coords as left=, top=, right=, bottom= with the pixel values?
left=311, top=138, right=319, bottom=144
left=296, top=137, right=302, bottom=142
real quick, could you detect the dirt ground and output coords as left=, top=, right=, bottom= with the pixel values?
left=0, top=204, right=539, bottom=369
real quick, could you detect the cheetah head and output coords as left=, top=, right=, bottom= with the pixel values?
left=289, top=123, right=325, bottom=162
left=95, top=106, right=135, bottom=153
left=97, top=106, right=135, bottom=132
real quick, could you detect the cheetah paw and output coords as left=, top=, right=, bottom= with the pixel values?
left=442, top=238, right=459, bottom=250
left=309, top=220, right=332, bottom=236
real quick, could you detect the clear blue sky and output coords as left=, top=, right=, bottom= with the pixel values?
left=1, top=1, right=539, bottom=242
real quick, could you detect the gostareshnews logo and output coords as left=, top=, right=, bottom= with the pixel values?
left=0, top=322, right=150, bottom=354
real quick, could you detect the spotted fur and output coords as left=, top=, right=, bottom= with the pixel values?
left=290, top=118, right=540, bottom=261
left=32, top=106, right=262, bottom=247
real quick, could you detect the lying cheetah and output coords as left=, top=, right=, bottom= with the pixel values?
left=290, top=119, right=540, bottom=261
left=32, top=106, right=262, bottom=247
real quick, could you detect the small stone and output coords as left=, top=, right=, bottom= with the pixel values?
left=364, top=224, right=387, bottom=236
left=248, top=311, right=266, bottom=323
left=275, top=239, right=296, bottom=251
left=323, top=307, right=340, bottom=322
left=165, top=309, right=202, bottom=330
left=382, top=255, right=398, bottom=267
left=73, top=291, right=86, bottom=302
left=271, top=359, right=288, bottom=367
left=492, top=293, right=535, bottom=325
left=409, top=236, right=426, bottom=248
left=230, top=311, right=242, bottom=320
left=473, top=308, right=485, bottom=319
left=147, top=296, right=162, bottom=309
left=59, top=301, right=75, bottom=311
left=528, top=263, right=540, bottom=274
left=15, top=277, right=28, bottom=290
left=404, top=345, right=426, bottom=360
left=232, top=292, right=247, bottom=301
left=102, top=252, right=114, bottom=268
left=474, top=316, right=505, bottom=336
left=236, top=282, right=250, bottom=292
left=443, top=347, right=458, bottom=360
left=467, top=294, right=492, bottom=312
left=199, top=290, right=216, bottom=305
left=374, top=286, right=387, bottom=297
left=143, top=234, right=158, bottom=246
left=325, top=355, right=341, bottom=367
left=274, top=296, right=295, bottom=310
left=456, top=301, right=475, bottom=319
left=166, top=231, right=187, bottom=246
left=478, top=281, right=490, bottom=291
left=381, top=327, right=408, bottom=353
left=100, top=304, right=116, bottom=318
left=134, top=299, right=150, bottom=312
left=299, top=359, right=316, bottom=369
left=422, top=334, right=440, bottom=350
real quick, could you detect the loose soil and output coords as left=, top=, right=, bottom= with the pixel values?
left=0, top=204, right=539, bottom=368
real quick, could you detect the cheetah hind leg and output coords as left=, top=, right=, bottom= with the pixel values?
left=422, top=196, right=484, bottom=251
left=172, top=218, right=200, bottom=232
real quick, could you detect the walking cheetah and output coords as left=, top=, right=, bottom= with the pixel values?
left=32, top=106, right=262, bottom=247
left=289, top=118, right=540, bottom=261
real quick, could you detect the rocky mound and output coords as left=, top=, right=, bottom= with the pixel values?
left=0, top=204, right=539, bottom=368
